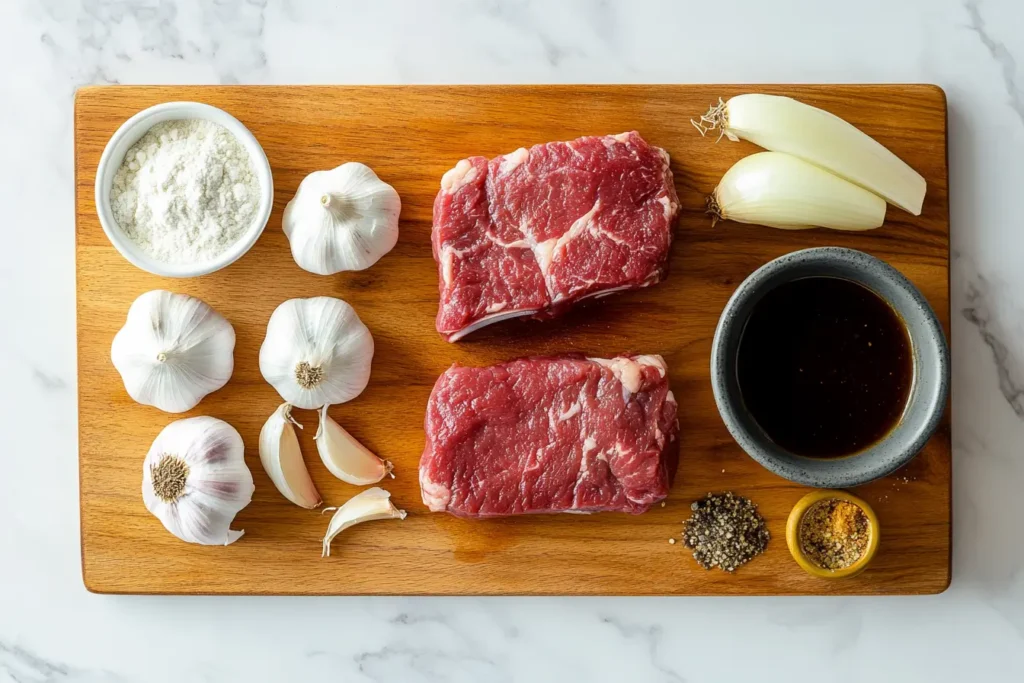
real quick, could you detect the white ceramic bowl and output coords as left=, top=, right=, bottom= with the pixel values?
left=94, top=101, right=274, bottom=278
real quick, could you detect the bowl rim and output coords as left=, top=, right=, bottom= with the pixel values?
left=710, top=246, right=950, bottom=487
left=93, top=101, right=274, bottom=278
left=785, top=489, right=880, bottom=579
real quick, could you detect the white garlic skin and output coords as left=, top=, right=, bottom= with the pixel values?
left=142, top=416, right=254, bottom=545
left=111, top=290, right=235, bottom=413
left=259, top=297, right=374, bottom=410
left=282, top=162, right=401, bottom=275
left=259, top=403, right=322, bottom=509
left=322, top=487, right=406, bottom=557
left=315, top=404, right=392, bottom=485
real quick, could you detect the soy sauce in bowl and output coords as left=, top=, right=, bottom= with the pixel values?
left=736, top=277, right=913, bottom=458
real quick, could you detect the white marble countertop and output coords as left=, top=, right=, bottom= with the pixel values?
left=2, top=0, right=1023, bottom=680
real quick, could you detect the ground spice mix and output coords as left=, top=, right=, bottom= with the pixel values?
left=799, top=498, right=870, bottom=570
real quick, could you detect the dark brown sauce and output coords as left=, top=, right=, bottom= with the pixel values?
left=737, top=277, right=913, bottom=458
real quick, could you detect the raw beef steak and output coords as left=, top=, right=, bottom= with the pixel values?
left=432, top=132, right=679, bottom=341
left=419, top=354, right=679, bottom=518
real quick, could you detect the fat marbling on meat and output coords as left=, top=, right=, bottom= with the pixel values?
left=432, top=132, right=679, bottom=341
left=419, top=354, right=680, bottom=518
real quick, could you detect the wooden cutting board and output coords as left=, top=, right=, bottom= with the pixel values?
left=75, top=85, right=950, bottom=595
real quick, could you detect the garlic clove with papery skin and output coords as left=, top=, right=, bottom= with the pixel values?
left=315, top=405, right=393, bottom=485
left=259, top=403, right=322, bottom=509
left=112, top=290, right=235, bottom=413
left=322, top=487, right=407, bottom=557
left=259, top=297, right=374, bottom=410
left=282, top=162, right=401, bottom=275
left=142, top=416, right=254, bottom=545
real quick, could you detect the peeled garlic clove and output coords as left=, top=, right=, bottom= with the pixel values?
left=142, top=416, right=254, bottom=545
left=259, top=403, right=322, bottom=509
left=322, top=487, right=406, bottom=557
left=315, top=405, right=393, bottom=485
left=282, top=162, right=401, bottom=275
left=112, top=290, right=235, bottom=413
left=259, top=297, right=374, bottom=410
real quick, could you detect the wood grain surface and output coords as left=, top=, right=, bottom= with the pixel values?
left=75, top=85, right=950, bottom=595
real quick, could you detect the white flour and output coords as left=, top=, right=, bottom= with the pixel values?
left=110, top=119, right=260, bottom=264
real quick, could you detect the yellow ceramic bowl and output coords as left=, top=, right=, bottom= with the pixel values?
left=786, top=489, right=880, bottom=579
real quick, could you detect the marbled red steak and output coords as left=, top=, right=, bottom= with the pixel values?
left=419, top=355, right=679, bottom=518
left=432, top=132, right=679, bottom=342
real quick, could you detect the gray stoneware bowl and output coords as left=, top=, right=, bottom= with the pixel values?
left=710, top=247, right=949, bottom=487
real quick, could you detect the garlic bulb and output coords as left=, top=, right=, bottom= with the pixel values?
left=282, top=162, right=401, bottom=275
left=112, top=290, right=235, bottom=413
left=259, top=297, right=374, bottom=410
left=142, top=416, right=254, bottom=545
left=315, top=405, right=393, bottom=485
left=322, top=487, right=406, bottom=557
left=259, top=403, right=322, bottom=509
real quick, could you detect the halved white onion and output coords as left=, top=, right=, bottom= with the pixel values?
left=694, top=94, right=926, bottom=215
left=709, top=152, right=886, bottom=231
